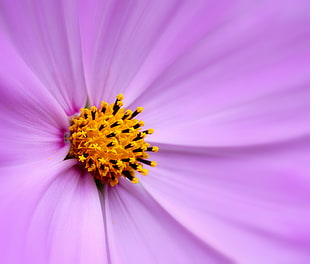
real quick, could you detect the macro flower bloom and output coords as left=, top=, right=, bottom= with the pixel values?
left=1, top=0, right=310, bottom=263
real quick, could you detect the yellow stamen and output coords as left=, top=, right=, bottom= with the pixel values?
left=68, top=94, right=157, bottom=186
left=136, top=107, right=143, bottom=113
left=152, top=146, right=159, bottom=152
left=116, top=93, right=124, bottom=101
left=79, top=155, right=87, bottom=162
left=131, top=178, right=139, bottom=184
left=150, top=161, right=157, bottom=167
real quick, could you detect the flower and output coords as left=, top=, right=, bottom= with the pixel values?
left=1, top=0, right=310, bottom=263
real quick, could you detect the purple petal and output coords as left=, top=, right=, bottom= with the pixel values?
left=0, top=0, right=87, bottom=115
left=103, top=179, right=232, bottom=264
left=141, top=140, right=310, bottom=262
left=147, top=86, right=310, bottom=146
left=78, top=0, right=232, bottom=105
left=0, top=156, right=108, bottom=264
left=0, top=31, right=71, bottom=164
left=124, top=0, right=310, bottom=146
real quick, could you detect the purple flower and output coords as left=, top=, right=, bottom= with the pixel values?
left=1, top=0, right=310, bottom=263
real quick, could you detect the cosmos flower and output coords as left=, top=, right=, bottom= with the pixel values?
left=1, top=0, right=310, bottom=263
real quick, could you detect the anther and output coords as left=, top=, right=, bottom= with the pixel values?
left=143, top=129, right=154, bottom=134
left=133, top=148, right=143, bottom=153
left=129, top=163, right=138, bottom=170
left=106, top=132, right=116, bottom=138
left=110, top=121, right=121, bottom=128
left=100, top=102, right=108, bottom=113
left=112, top=105, right=120, bottom=115
left=133, top=121, right=144, bottom=129
left=112, top=99, right=123, bottom=116
left=116, top=93, right=124, bottom=101
left=137, top=158, right=157, bottom=167
left=122, top=128, right=131, bottom=133
left=67, top=94, right=157, bottom=187
left=99, top=124, right=105, bottom=131
left=122, top=110, right=132, bottom=120
left=146, top=146, right=159, bottom=152
left=133, top=132, right=145, bottom=141
left=130, top=107, right=144, bottom=119
left=123, top=170, right=133, bottom=181
left=125, top=143, right=133, bottom=149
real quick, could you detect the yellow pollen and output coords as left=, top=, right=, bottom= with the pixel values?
left=67, top=94, right=158, bottom=186
left=79, top=155, right=87, bottom=162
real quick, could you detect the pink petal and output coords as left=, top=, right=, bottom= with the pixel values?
left=0, top=0, right=87, bottom=115
left=124, top=0, right=310, bottom=146
left=78, top=0, right=233, bottom=105
left=0, top=155, right=108, bottom=264
left=141, top=140, right=310, bottom=262
left=147, top=85, right=310, bottom=147
left=0, top=30, right=71, bottom=164
left=104, top=179, right=232, bottom=263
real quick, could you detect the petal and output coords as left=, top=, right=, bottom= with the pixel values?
left=0, top=0, right=87, bottom=115
left=0, top=30, right=71, bottom=164
left=103, top=179, right=232, bottom=264
left=0, top=155, right=108, bottom=264
left=125, top=0, right=310, bottom=146
left=148, top=85, right=310, bottom=147
left=78, top=0, right=226, bottom=105
left=141, top=139, right=310, bottom=263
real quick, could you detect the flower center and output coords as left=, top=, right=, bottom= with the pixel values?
left=67, top=94, right=158, bottom=186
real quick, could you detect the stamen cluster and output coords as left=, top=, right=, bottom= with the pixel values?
left=68, top=94, right=158, bottom=186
